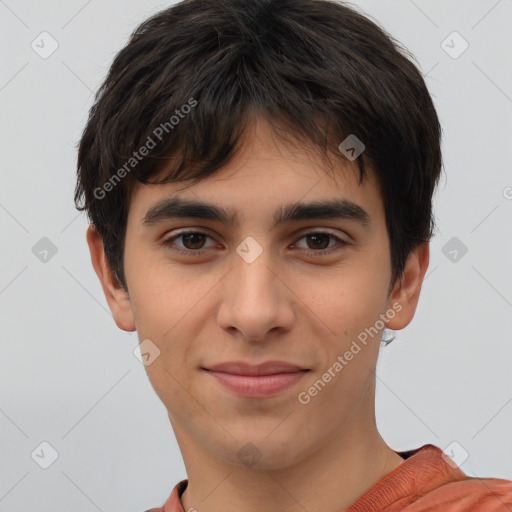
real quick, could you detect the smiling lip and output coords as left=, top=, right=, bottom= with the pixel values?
left=202, top=361, right=310, bottom=398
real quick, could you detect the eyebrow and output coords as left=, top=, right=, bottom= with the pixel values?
left=142, top=197, right=371, bottom=230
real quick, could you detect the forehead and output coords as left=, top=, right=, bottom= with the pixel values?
left=126, top=116, right=384, bottom=229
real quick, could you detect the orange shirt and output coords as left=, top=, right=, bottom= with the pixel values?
left=145, top=444, right=512, bottom=511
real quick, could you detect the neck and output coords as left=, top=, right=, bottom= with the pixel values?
left=172, top=402, right=403, bottom=512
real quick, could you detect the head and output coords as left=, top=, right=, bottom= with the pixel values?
left=77, top=0, right=442, bottom=469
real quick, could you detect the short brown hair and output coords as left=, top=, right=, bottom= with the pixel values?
left=74, top=0, right=443, bottom=292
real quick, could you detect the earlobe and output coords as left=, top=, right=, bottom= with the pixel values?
left=86, top=224, right=136, bottom=332
left=385, top=241, right=430, bottom=331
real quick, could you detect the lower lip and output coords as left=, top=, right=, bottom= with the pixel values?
left=205, top=370, right=308, bottom=398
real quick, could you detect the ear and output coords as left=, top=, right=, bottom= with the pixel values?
left=86, top=224, right=136, bottom=332
left=385, top=241, right=429, bottom=330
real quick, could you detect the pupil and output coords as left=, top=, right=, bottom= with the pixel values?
left=184, top=233, right=204, bottom=249
left=308, top=234, right=329, bottom=250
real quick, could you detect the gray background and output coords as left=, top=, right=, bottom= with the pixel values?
left=1, top=0, right=511, bottom=510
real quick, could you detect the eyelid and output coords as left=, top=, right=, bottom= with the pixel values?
left=162, top=229, right=218, bottom=250
left=162, top=226, right=350, bottom=243
left=294, top=227, right=350, bottom=242
left=161, top=227, right=351, bottom=255
left=290, top=230, right=350, bottom=252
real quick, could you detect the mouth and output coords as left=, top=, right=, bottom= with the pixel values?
left=201, top=361, right=310, bottom=398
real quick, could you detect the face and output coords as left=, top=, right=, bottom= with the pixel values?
left=88, top=116, right=428, bottom=470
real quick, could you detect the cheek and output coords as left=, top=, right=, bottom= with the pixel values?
left=302, top=280, right=383, bottom=393
left=303, top=268, right=385, bottom=336
left=127, top=250, right=208, bottom=329
left=129, top=271, right=203, bottom=415
left=128, top=263, right=223, bottom=376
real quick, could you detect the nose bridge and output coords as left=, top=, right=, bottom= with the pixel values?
left=232, top=235, right=281, bottom=309
left=217, top=235, right=293, bottom=340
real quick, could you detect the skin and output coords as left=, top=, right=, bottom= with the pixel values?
left=87, top=115, right=429, bottom=512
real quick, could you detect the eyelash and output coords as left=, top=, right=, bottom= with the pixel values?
left=161, top=230, right=349, bottom=257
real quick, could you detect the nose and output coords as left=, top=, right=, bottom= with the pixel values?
left=216, top=238, right=295, bottom=343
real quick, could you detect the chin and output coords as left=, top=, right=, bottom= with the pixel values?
left=210, top=432, right=313, bottom=471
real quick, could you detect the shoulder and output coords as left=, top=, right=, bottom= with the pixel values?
left=348, top=444, right=512, bottom=512
left=407, top=475, right=512, bottom=511
left=395, top=445, right=512, bottom=511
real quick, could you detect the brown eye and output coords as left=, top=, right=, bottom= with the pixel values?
left=162, top=231, right=215, bottom=254
left=305, top=233, right=331, bottom=250
left=180, top=232, right=207, bottom=250
left=293, top=231, right=349, bottom=256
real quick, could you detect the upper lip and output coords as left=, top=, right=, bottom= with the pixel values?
left=203, top=361, right=309, bottom=376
